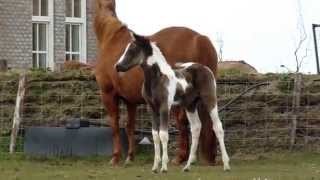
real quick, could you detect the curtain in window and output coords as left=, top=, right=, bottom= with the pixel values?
left=41, top=0, right=48, bottom=16
left=66, top=0, right=81, bottom=17
left=39, top=24, right=47, bottom=51
left=74, top=0, right=81, bottom=17
left=66, top=0, right=72, bottom=17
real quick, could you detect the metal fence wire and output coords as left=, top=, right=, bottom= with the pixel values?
left=1, top=72, right=320, bottom=154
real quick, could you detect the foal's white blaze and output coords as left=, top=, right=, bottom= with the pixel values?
left=129, top=31, right=135, bottom=40
left=152, top=129, right=161, bottom=171
left=179, top=62, right=195, bottom=68
left=210, top=105, right=231, bottom=171
left=184, top=109, right=201, bottom=171
left=115, top=43, right=131, bottom=67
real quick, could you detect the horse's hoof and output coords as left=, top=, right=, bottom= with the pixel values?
left=109, top=157, right=120, bottom=166
left=124, top=157, right=133, bottom=167
left=171, top=157, right=184, bottom=166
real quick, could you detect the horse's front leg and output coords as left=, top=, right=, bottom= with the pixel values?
left=101, top=91, right=121, bottom=165
left=125, top=103, right=137, bottom=165
left=159, top=105, right=170, bottom=173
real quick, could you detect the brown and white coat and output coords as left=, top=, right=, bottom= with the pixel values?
left=115, top=33, right=230, bottom=172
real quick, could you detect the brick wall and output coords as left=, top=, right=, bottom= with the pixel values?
left=86, top=0, right=97, bottom=62
left=0, top=0, right=97, bottom=69
left=0, top=0, right=32, bottom=69
left=54, top=0, right=66, bottom=69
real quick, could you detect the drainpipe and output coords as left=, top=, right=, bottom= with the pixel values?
left=312, top=24, right=320, bottom=74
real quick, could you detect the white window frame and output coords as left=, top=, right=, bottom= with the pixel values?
left=65, top=0, right=87, bottom=63
left=32, top=23, right=48, bottom=68
left=65, top=23, right=82, bottom=61
left=32, top=0, right=54, bottom=70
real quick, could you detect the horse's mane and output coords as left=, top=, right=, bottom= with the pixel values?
left=95, top=15, right=127, bottom=45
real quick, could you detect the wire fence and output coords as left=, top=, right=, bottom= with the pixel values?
left=1, top=72, right=320, bottom=154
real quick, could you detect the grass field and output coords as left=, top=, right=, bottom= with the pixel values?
left=0, top=152, right=319, bottom=180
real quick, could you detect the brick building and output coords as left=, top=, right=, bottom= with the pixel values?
left=0, top=0, right=97, bottom=70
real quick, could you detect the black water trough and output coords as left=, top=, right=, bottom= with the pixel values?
left=24, top=120, right=128, bottom=157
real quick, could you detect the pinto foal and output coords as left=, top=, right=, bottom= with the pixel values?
left=115, top=33, right=230, bottom=172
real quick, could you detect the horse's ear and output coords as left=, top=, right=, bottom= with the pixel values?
left=96, top=0, right=117, bottom=17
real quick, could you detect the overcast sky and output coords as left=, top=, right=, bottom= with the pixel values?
left=116, top=0, right=320, bottom=74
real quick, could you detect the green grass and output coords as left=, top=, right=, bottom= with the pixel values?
left=0, top=152, right=319, bottom=180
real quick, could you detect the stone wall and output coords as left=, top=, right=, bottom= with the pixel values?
left=0, top=0, right=97, bottom=69
left=0, top=0, right=33, bottom=69
left=54, top=0, right=66, bottom=69
left=86, top=0, right=97, bottom=62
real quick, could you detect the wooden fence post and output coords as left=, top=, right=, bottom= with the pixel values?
left=9, top=73, right=27, bottom=154
left=290, top=73, right=302, bottom=150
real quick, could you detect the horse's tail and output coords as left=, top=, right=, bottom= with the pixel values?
left=196, top=35, right=218, bottom=77
left=196, top=35, right=219, bottom=165
left=198, top=102, right=217, bottom=165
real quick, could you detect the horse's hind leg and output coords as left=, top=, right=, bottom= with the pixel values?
left=183, top=109, right=201, bottom=172
left=101, top=92, right=121, bottom=165
left=209, top=105, right=230, bottom=171
left=125, top=103, right=137, bottom=165
left=172, top=108, right=189, bottom=165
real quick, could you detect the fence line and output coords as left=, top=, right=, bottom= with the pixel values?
left=1, top=73, right=320, bottom=154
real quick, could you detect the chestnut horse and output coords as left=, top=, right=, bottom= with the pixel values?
left=94, top=0, right=218, bottom=165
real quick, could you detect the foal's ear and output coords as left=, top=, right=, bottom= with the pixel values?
left=132, top=33, right=149, bottom=45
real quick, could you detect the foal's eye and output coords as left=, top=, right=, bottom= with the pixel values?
left=131, top=43, right=137, bottom=48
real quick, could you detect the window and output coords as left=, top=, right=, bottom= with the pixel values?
left=32, top=0, right=54, bottom=69
left=33, top=0, right=48, bottom=16
left=66, top=0, right=81, bottom=18
left=32, top=23, right=47, bottom=68
left=65, top=24, right=81, bottom=61
left=65, top=0, right=86, bottom=62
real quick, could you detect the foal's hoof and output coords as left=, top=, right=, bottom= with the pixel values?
left=182, top=166, right=190, bottom=172
left=224, top=164, right=231, bottom=171
left=160, top=168, right=168, bottom=173
left=151, top=168, right=158, bottom=174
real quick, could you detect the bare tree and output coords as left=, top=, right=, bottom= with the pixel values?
left=290, top=0, right=308, bottom=150
left=216, top=32, right=224, bottom=62
left=294, top=0, right=309, bottom=73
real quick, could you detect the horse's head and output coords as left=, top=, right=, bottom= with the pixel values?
left=95, top=0, right=117, bottom=17
left=115, top=33, right=153, bottom=72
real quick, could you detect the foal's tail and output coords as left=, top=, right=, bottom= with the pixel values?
left=198, top=102, right=217, bottom=165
